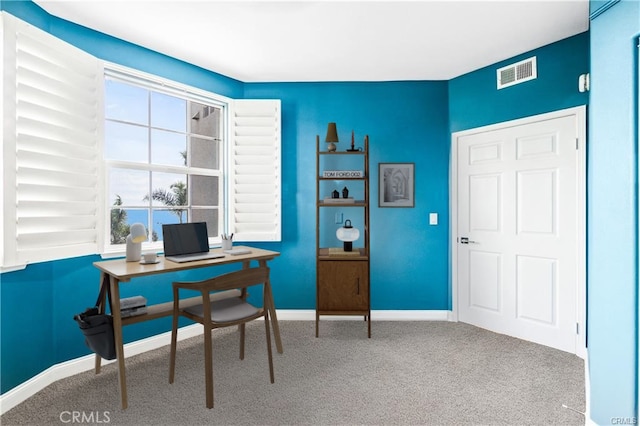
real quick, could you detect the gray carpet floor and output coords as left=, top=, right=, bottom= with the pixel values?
left=2, top=321, right=585, bottom=425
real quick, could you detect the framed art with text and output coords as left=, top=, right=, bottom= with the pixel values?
left=378, top=163, right=415, bottom=208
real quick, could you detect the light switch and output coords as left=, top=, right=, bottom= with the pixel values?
left=429, top=213, right=438, bottom=225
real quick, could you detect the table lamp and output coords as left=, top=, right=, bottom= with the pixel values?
left=325, top=122, right=339, bottom=152
left=126, top=222, right=147, bottom=262
left=336, top=219, right=360, bottom=252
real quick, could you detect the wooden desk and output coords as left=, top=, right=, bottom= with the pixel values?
left=93, top=246, right=281, bottom=409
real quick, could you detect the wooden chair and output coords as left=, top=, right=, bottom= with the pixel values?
left=169, top=266, right=275, bottom=408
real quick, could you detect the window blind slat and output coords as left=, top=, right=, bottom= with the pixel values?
left=234, top=184, right=277, bottom=194
left=16, top=99, right=96, bottom=133
left=233, top=223, right=278, bottom=233
left=234, top=116, right=277, bottom=127
left=235, top=194, right=274, bottom=204
left=18, top=216, right=96, bottom=233
left=16, top=167, right=97, bottom=188
left=235, top=146, right=275, bottom=156
left=17, top=200, right=97, bottom=216
left=234, top=175, right=276, bottom=184
left=235, top=166, right=278, bottom=176
left=17, top=117, right=97, bottom=148
left=234, top=136, right=277, bottom=145
left=236, top=213, right=277, bottom=225
left=17, top=65, right=96, bottom=105
left=17, top=150, right=97, bottom=175
left=17, top=230, right=97, bottom=249
left=234, top=203, right=277, bottom=213
left=17, top=85, right=97, bottom=125
left=229, top=99, right=281, bottom=242
left=17, top=183, right=96, bottom=202
left=17, top=134, right=96, bottom=162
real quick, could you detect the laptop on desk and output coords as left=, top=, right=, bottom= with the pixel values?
left=162, top=222, right=225, bottom=263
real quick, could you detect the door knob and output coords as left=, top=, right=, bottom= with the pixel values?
left=460, top=237, right=479, bottom=244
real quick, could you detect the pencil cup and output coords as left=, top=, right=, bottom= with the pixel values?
left=221, top=239, right=232, bottom=250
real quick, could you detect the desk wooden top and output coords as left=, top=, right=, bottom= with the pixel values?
left=93, top=246, right=280, bottom=281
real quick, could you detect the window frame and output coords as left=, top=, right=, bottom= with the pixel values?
left=102, top=64, right=231, bottom=256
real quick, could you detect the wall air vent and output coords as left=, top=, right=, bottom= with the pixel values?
left=497, top=56, right=537, bottom=89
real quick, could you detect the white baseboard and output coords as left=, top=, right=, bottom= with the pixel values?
left=276, top=309, right=451, bottom=321
left=584, top=352, right=594, bottom=425
left=0, top=310, right=450, bottom=413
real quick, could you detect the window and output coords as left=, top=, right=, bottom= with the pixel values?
left=104, top=71, right=225, bottom=252
left=1, top=13, right=280, bottom=269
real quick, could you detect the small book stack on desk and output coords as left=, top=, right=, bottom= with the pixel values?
left=120, top=296, right=147, bottom=318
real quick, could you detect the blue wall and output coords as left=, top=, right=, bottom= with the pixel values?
left=588, top=0, right=638, bottom=421
left=449, top=32, right=589, bottom=132
left=244, top=82, right=450, bottom=310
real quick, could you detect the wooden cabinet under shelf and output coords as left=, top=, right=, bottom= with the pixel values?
left=317, top=260, right=369, bottom=312
left=315, top=134, right=371, bottom=338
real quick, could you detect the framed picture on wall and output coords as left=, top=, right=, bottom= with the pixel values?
left=378, top=163, right=415, bottom=208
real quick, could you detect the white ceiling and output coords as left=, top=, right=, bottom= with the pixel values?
left=33, top=0, right=589, bottom=82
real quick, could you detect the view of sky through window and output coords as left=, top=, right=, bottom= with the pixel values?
left=104, top=77, right=222, bottom=246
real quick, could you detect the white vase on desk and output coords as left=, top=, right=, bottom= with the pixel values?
left=125, top=234, right=142, bottom=262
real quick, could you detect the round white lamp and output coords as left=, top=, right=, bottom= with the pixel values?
left=336, top=219, right=360, bottom=252
left=125, top=223, right=147, bottom=262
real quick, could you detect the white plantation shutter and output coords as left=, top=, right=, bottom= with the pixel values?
left=229, top=100, right=281, bottom=241
left=2, top=13, right=101, bottom=268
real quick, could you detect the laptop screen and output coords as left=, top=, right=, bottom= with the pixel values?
left=162, top=222, right=210, bottom=256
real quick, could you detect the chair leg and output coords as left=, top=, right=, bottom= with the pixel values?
left=169, top=312, right=179, bottom=384
left=239, top=323, right=246, bottom=360
left=264, top=312, right=274, bottom=383
left=203, top=326, right=214, bottom=409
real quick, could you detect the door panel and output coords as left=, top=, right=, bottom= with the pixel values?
left=469, top=251, right=501, bottom=312
left=517, top=169, right=557, bottom=235
left=516, top=255, right=556, bottom=324
left=469, top=174, right=501, bottom=232
left=457, top=113, right=580, bottom=353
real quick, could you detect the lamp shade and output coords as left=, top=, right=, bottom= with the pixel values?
left=129, top=223, right=147, bottom=243
left=126, top=222, right=147, bottom=262
left=336, top=219, right=360, bottom=252
left=325, top=122, right=339, bottom=152
left=325, top=122, right=339, bottom=142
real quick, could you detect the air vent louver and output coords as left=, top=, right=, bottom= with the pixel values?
left=497, top=57, right=537, bottom=89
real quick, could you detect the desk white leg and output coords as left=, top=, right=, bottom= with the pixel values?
left=109, top=275, right=128, bottom=409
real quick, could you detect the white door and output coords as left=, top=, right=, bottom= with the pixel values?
left=455, top=109, right=585, bottom=354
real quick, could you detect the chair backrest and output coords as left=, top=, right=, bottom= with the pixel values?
left=173, top=266, right=270, bottom=294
